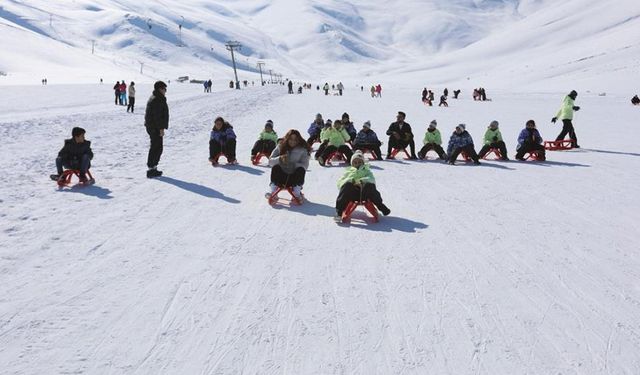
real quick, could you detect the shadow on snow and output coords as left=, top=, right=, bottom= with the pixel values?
left=155, top=176, right=240, bottom=203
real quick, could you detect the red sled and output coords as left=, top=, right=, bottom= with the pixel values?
left=459, top=151, right=471, bottom=162
left=325, top=151, right=347, bottom=166
left=251, top=152, right=270, bottom=165
left=519, top=150, right=543, bottom=161
left=387, top=147, right=411, bottom=160
left=53, top=169, right=94, bottom=187
left=358, top=148, right=380, bottom=161
left=544, top=140, right=573, bottom=150
left=267, top=186, right=304, bottom=205
left=210, top=153, right=238, bottom=166
left=341, top=200, right=379, bottom=223
left=482, top=148, right=503, bottom=160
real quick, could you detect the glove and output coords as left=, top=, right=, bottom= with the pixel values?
left=551, top=117, right=557, bottom=123
left=573, top=106, right=580, bottom=111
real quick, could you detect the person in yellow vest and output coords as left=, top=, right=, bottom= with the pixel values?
left=335, top=151, right=390, bottom=219
left=552, top=90, right=581, bottom=148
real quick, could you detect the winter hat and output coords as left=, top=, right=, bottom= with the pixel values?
left=315, top=113, right=323, bottom=119
left=456, top=123, right=466, bottom=131
left=71, top=127, right=85, bottom=137
left=324, top=119, right=332, bottom=127
left=154, top=81, right=167, bottom=91
left=362, top=121, right=371, bottom=129
left=342, top=112, right=350, bottom=120
left=569, top=90, right=578, bottom=99
left=428, top=120, right=437, bottom=129
left=351, top=150, right=365, bottom=165
left=397, top=111, right=406, bottom=118
left=265, top=120, right=274, bottom=128
left=489, top=120, right=499, bottom=129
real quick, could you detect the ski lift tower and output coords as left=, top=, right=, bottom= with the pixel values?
left=225, top=41, right=241, bottom=90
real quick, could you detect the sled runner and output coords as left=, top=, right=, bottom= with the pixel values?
left=251, top=152, right=269, bottom=165
left=339, top=200, right=379, bottom=223
left=544, top=140, right=573, bottom=151
left=210, top=153, right=238, bottom=166
left=387, top=148, right=411, bottom=160
left=266, top=186, right=304, bottom=206
left=51, top=169, right=94, bottom=187
left=482, top=148, right=503, bottom=160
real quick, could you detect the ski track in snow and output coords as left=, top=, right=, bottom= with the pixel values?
left=0, top=84, right=639, bottom=374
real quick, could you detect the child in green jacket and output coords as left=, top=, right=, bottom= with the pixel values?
left=251, top=120, right=279, bottom=158
left=417, top=120, right=446, bottom=160
left=335, top=151, right=390, bottom=217
left=477, top=120, right=509, bottom=160
left=317, top=120, right=353, bottom=166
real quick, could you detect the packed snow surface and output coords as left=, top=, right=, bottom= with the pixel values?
left=1, top=83, right=639, bottom=374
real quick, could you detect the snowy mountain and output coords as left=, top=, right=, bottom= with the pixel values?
left=1, top=0, right=639, bottom=90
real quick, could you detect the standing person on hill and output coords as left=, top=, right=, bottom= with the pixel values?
left=119, top=81, right=127, bottom=106
left=421, top=88, right=428, bottom=103
left=267, top=129, right=311, bottom=200
left=385, top=111, right=417, bottom=159
left=127, top=82, right=136, bottom=113
left=288, top=80, right=294, bottom=94
left=353, top=121, right=383, bottom=160
left=335, top=151, right=390, bottom=220
left=516, top=120, right=546, bottom=161
left=477, top=120, right=509, bottom=160
left=375, top=84, right=382, bottom=97
left=337, top=82, right=344, bottom=96
left=323, top=83, right=330, bottom=95
left=444, top=88, right=449, bottom=97
left=446, top=124, right=480, bottom=165
left=113, top=81, right=120, bottom=105
left=552, top=90, right=581, bottom=148
left=417, top=120, right=446, bottom=160
left=370, top=85, right=376, bottom=98
left=439, top=94, right=448, bottom=107
left=144, top=81, right=169, bottom=178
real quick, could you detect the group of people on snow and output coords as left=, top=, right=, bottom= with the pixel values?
left=53, top=83, right=584, bottom=221
left=203, top=79, right=213, bottom=93
left=370, top=84, right=382, bottom=98
left=113, top=80, right=136, bottom=113
left=473, top=88, right=488, bottom=101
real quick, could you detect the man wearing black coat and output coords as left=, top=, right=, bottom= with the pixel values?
left=385, top=111, right=417, bottom=159
left=144, top=81, right=169, bottom=178
left=52, top=127, right=93, bottom=183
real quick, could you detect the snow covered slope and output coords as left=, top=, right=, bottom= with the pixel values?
left=1, top=83, right=639, bottom=374
left=1, top=0, right=639, bottom=91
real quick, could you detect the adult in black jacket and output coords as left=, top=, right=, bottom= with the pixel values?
left=113, top=81, right=120, bottom=105
left=52, top=127, right=93, bottom=182
left=385, top=111, right=417, bottom=159
left=144, top=81, right=169, bottom=178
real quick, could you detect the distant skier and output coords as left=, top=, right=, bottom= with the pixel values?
left=251, top=120, right=278, bottom=160
left=335, top=151, right=390, bottom=220
left=337, top=82, right=344, bottom=96
left=323, top=83, right=329, bottom=95
left=288, top=80, right=294, bottom=94
left=417, top=120, right=446, bottom=160
left=516, top=120, right=546, bottom=161
left=552, top=90, right=580, bottom=148
left=385, top=111, right=417, bottom=159
left=267, top=129, right=311, bottom=201
left=209, top=117, right=237, bottom=165
left=353, top=121, right=383, bottom=160
left=50, top=127, right=94, bottom=184
left=446, top=124, right=480, bottom=165
left=127, top=82, right=136, bottom=113
left=144, top=81, right=169, bottom=178
left=477, top=120, right=508, bottom=160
